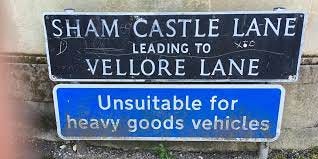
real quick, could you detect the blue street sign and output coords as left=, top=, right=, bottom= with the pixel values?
left=53, top=84, right=285, bottom=142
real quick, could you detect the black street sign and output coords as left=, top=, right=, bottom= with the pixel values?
left=43, top=12, right=306, bottom=82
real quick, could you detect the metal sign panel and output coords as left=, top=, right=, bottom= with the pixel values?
left=44, top=12, right=306, bottom=82
left=53, top=84, right=285, bottom=142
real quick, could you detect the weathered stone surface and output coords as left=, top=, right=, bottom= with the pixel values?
left=207, top=0, right=311, bottom=11
left=282, top=83, right=318, bottom=129
left=297, top=64, right=318, bottom=84
left=2, top=0, right=316, bottom=56
left=280, top=65, right=318, bottom=129
left=271, top=127, right=318, bottom=150
left=7, top=63, right=54, bottom=102
left=303, top=0, right=318, bottom=56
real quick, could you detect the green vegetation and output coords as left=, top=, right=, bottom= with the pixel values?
left=309, top=147, right=318, bottom=159
left=270, top=146, right=318, bottom=159
left=154, top=143, right=175, bottom=159
left=272, top=154, right=286, bottom=159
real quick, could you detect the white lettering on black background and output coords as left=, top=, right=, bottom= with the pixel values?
left=44, top=13, right=305, bottom=81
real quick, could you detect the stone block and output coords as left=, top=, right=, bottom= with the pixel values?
left=280, top=65, right=318, bottom=129
left=7, top=63, right=54, bottom=102
left=271, top=127, right=318, bottom=150
left=2, top=0, right=316, bottom=56
left=208, top=0, right=311, bottom=11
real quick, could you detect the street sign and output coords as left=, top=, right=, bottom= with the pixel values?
left=44, top=12, right=306, bottom=82
left=53, top=84, right=285, bottom=142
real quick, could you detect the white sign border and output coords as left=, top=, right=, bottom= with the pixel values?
left=43, top=11, right=308, bottom=83
left=53, top=84, right=285, bottom=142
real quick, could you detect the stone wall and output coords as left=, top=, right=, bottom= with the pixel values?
left=2, top=0, right=318, bottom=56
left=1, top=0, right=318, bottom=152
